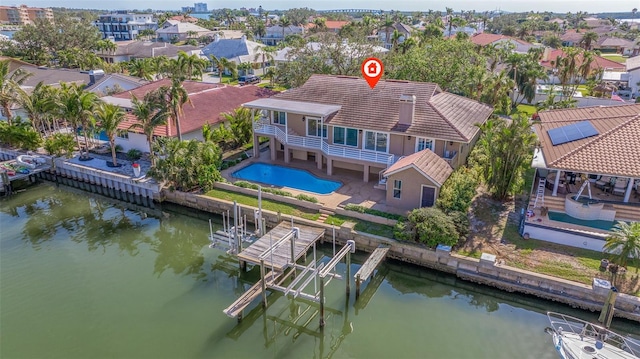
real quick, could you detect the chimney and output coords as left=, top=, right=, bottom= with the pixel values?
left=398, top=94, right=416, bottom=126
left=88, top=69, right=105, bottom=85
left=542, top=47, right=551, bottom=62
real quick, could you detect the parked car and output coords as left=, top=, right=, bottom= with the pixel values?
left=238, top=75, right=260, bottom=85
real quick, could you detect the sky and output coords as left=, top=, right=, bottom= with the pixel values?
left=12, top=0, right=640, bottom=14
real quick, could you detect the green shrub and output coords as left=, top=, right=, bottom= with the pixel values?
left=240, top=152, right=249, bottom=160
left=344, top=204, right=405, bottom=221
left=234, top=180, right=258, bottom=189
left=44, top=133, right=75, bottom=157
left=436, top=167, right=479, bottom=214
left=126, top=148, right=142, bottom=161
left=265, top=188, right=292, bottom=196
left=233, top=181, right=292, bottom=197
left=394, top=207, right=459, bottom=247
left=295, top=193, right=318, bottom=203
left=0, top=119, right=41, bottom=150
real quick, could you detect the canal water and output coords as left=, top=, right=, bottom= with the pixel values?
left=1, top=183, right=638, bottom=359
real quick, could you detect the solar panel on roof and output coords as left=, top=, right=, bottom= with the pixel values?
left=547, top=121, right=599, bottom=146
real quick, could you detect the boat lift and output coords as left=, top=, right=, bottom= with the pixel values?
left=208, top=201, right=256, bottom=255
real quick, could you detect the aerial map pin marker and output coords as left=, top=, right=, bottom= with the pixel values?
left=361, top=57, right=383, bottom=89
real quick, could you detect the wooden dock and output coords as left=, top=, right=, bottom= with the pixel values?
left=237, top=222, right=325, bottom=272
left=354, top=246, right=390, bottom=298
left=224, top=222, right=325, bottom=319
left=223, top=271, right=281, bottom=318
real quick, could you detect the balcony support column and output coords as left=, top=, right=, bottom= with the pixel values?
left=269, top=137, right=276, bottom=161
left=327, top=158, right=333, bottom=176
left=623, top=177, right=634, bottom=203
left=316, top=151, right=323, bottom=170
left=252, top=133, right=259, bottom=158
left=363, top=164, right=370, bottom=183
left=552, top=169, right=561, bottom=197
left=284, top=145, right=290, bottom=163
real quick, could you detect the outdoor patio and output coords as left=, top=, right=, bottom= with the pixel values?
left=220, top=148, right=408, bottom=215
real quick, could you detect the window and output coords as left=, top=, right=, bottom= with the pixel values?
left=272, top=111, right=286, bottom=125
left=393, top=180, right=402, bottom=199
left=364, top=131, right=388, bottom=152
left=333, top=127, right=358, bottom=147
left=307, top=117, right=327, bottom=138
left=117, top=131, right=129, bottom=140
left=415, top=137, right=434, bottom=152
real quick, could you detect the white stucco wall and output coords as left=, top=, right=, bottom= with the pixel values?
left=523, top=223, right=607, bottom=252
left=115, top=132, right=149, bottom=152
left=91, top=77, right=143, bottom=95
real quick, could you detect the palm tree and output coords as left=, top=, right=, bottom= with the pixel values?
left=580, top=31, right=598, bottom=50
left=157, top=78, right=191, bottom=141
left=94, top=103, right=126, bottom=166
left=253, top=46, right=276, bottom=72
left=129, top=93, right=168, bottom=165
left=0, top=59, right=33, bottom=125
left=57, top=83, right=100, bottom=159
left=278, top=16, right=291, bottom=42
left=176, top=51, right=208, bottom=80
left=127, top=58, right=154, bottom=80
left=604, top=221, right=640, bottom=269
left=17, top=82, right=56, bottom=138
left=379, top=16, right=395, bottom=47
left=632, top=8, right=638, bottom=24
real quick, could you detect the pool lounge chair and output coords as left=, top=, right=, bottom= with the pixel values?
left=612, top=178, right=629, bottom=196
left=595, top=176, right=611, bottom=189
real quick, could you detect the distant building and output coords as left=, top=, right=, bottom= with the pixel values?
left=94, top=12, right=158, bottom=41
left=181, top=6, right=194, bottom=13
left=0, top=5, right=53, bottom=25
left=156, top=22, right=213, bottom=42
left=96, top=40, right=200, bottom=63
left=194, top=3, right=208, bottom=13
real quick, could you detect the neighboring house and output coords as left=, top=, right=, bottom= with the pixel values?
left=526, top=104, right=640, bottom=250
left=305, top=20, right=350, bottom=33
left=626, top=56, right=640, bottom=97
left=540, top=47, right=626, bottom=82
left=168, top=15, right=199, bottom=24
left=156, top=22, right=214, bottom=42
left=559, top=30, right=584, bottom=47
left=85, top=71, right=149, bottom=95
left=243, top=75, right=493, bottom=211
left=103, top=79, right=275, bottom=152
left=94, top=12, right=158, bottom=41
left=594, top=36, right=638, bottom=56
left=201, top=35, right=264, bottom=66
left=378, top=22, right=412, bottom=49
left=470, top=33, right=537, bottom=54
left=258, top=25, right=305, bottom=46
left=96, top=40, right=200, bottom=63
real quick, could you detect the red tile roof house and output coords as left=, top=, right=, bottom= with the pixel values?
left=242, top=75, right=493, bottom=211
left=539, top=47, right=626, bottom=83
left=526, top=104, right=640, bottom=251
left=102, top=79, right=275, bottom=153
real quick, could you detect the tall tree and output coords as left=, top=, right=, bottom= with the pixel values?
left=0, top=59, right=32, bottom=125
left=221, top=107, right=260, bottom=147
left=17, top=82, right=57, bottom=137
left=278, top=16, right=292, bottom=42
left=94, top=103, right=126, bottom=166
left=129, top=93, right=169, bottom=165
left=604, top=221, right=640, bottom=269
left=57, top=83, right=100, bottom=159
left=127, top=58, right=154, bottom=80
left=474, top=115, right=538, bottom=200
left=580, top=31, right=598, bottom=50
left=156, top=78, right=191, bottom=141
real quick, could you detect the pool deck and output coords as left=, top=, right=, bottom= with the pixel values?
left=221, top=149, right=403, bottom=215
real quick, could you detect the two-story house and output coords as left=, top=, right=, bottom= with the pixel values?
left=242, top=75, right=493, bottom=210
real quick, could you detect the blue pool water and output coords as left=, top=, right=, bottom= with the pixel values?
left=232, top=163, right=341, bottom=194
left=548, top=211, right=615, bottom=231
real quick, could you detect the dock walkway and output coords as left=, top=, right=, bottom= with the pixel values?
left=354, top=246, right=389, bottom=297
left=237, top=222, right=325, bottom=272
left=224, top=271, right=280, bottom=318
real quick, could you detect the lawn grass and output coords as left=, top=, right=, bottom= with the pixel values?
left=600, top=54, right=626, bottom=64
left=205, top=188, right=320, bottom=221
left=516, top=104, right=537, bottom=117
left=220, top=75, right=239, bottom=86
left=258, top=83, right=288, bottom=92
left=325, top=214, right=396, bottom=238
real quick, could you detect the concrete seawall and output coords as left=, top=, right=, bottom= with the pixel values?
left=163, top=190, right=640, bottom=322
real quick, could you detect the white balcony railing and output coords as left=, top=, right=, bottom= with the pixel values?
left=255, top=123, right=396, bottom=165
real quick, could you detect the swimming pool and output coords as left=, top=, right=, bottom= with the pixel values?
left=547, top=211, right=615, bottom=231
left=232, top=163, right=341, bottom=194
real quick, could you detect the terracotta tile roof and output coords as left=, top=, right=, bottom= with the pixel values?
left=627, top=56, right=640, bottom=72
left=540, top=48, right=625, bottom=71
left=534, top=104, right=640, bottom=177
left=273, top=75, right=493, bottom=142
left=383, top=149, right=453, bottom=186
left=470, top=33, right=531, bottom=46
left=305, top=20, right=350, bottom=30
left=115, top=80, right=276, bottom=137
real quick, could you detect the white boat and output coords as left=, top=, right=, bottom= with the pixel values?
left=16, top=155, right=45, bottom=169
left=546, top=312, right=639, bottom=359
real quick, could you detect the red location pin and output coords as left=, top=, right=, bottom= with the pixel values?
left=361, top=57, right=383, bottom=89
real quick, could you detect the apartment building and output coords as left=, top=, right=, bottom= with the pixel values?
left=94, top=11, right=158, bottom=41
left=0, top=5, right=53, bottom=25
